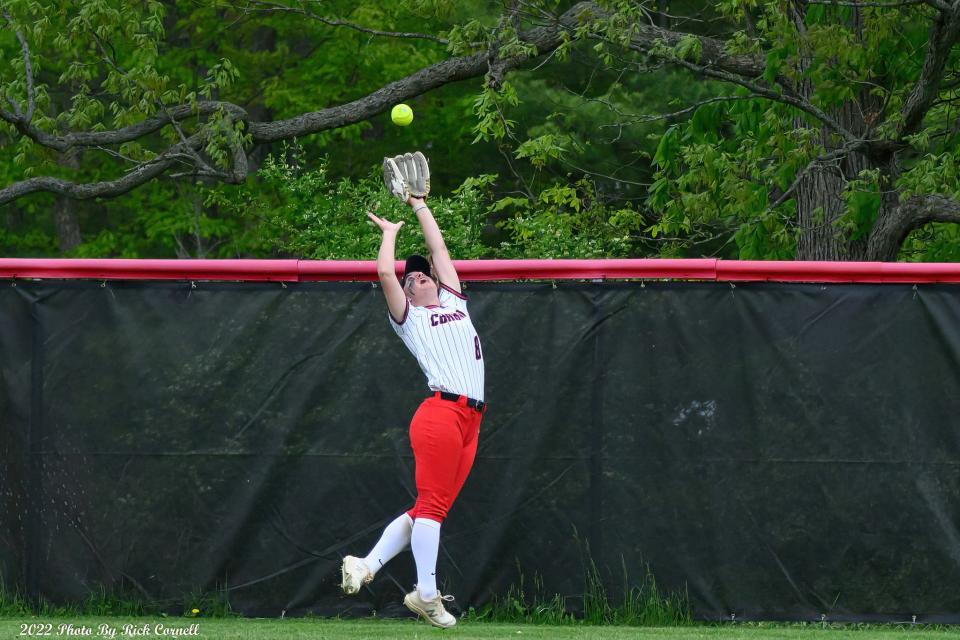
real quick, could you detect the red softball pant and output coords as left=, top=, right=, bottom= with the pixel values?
left=406, top=395, right=483, bottom=523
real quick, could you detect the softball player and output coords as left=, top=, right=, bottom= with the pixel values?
left=340, top=173, right=485, bottom=629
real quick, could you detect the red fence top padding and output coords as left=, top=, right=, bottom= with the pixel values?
left=1, top=258, right=959, bottom=283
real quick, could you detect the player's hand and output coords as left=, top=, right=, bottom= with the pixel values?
left=407, top=196, right=425, bottom=208
left=367, top=211, right=404, bottom=234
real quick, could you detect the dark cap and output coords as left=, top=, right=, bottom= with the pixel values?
left=401, top=254, right=432, bottom=285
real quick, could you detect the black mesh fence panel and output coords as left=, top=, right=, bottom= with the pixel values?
left=1, top=280, right=958, bottom=621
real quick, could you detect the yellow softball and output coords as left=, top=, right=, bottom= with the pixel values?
left=391, top=104, right=414, bottom=126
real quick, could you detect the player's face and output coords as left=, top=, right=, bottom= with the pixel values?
left=404, top=271, right=437, bottom=302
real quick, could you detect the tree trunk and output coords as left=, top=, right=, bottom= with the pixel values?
left=245, top=25, right=277, bottom=175
left=793, top=3, right=888, bottom=261
left=53, top=197, right=82, bottom=253
left=54, top=149, right=82, bottom=253
left=863, top=154, right=906, bottom=261
left=794, top=101, right=875, bottom=261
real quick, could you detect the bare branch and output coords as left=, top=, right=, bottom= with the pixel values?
left=668, top=55, right=860, bottom=142
left=0, top=2, right=598, bottom=204
left=903, top=194, right=960, bottom=222
left=594, top=95, right=754, bottom=126
left=2, top=94, right=22, bottom=120
left=867, top=193, right=960, bottom=259
left=587, top=5, right=866, bottom=140
left=161, top=105, right=217, bottom=177
left=807, top=0, right=949, bottom=9
left=1, top=9, right=36, bottom=122
left=0, top=129, right=249, bottom=205
left=249, top=1, right=600, bottom=142
left=94, top=146, right=144, bottom=165
left=0, top=102, right=248, bottom=152
left=84, top=18, right=129, bottom=76
left=0, top=104, right=18, bottom=124
left=558, top=156, right=650, bottom=187
left=487, top=0, right=524, bottom=89
left=898, top=5, right=960, bottom=136
left=0, top=149, right=186, bottom=206
left=231, top=0, right=449, bottom=45
left=768, top=141, right=869, bottom=211
left=618, top=19, right=766, bottom=79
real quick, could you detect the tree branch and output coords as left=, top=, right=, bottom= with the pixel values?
left=0, top=133, right=209, bottom=205
left=902, top=194, right=960, bottom=222
left=248, top=1, right=599, bottom=142
left=0, top=102, right=248, bottom=152
left=1, top=9, right=37, bottom=122
left=160, top=105, right=222, bottom=179
left=581, top=5, right=862, bottom=140
left=618, top=18, right=766, bottom=79
left=668, top=55, right=861, bottom=142
left=592, top=95, right=751, bottom=142
left=232, top=0, right=449, bottom=45
left=0, top=2, right=598, bottom=204
left=897, top=4, right=960, bottom=136
left=867, top=193, right=960, bottom=259
left=4, top=1, right=766, bottom=205
left=807, top=0, right=950, bottom=9
left=768, top=141, right=870, bottom=211
left=593, top=0, right=958, bottom=152
left=486, top=0, right=524, bottom=90
left=85, top=16, right=246, bottom=183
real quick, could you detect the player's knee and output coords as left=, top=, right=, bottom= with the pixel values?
left=413, top=498, right=448, bottom=522
left=420, top=509, right=447, bottom=522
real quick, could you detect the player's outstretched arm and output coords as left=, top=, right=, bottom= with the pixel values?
left=367, top=212, right=408, bottom=323
left=408, top=196, right=461, bottom=294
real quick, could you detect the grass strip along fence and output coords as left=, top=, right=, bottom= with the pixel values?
left=1, top=618, right=959, bottom=639
left=2, top=557, right=688, bottom=626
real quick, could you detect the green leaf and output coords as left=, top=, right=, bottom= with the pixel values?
left=674, top=35, right=702, bottom=64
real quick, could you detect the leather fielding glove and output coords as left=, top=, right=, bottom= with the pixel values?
left=382, top=151, right=430, bottom=201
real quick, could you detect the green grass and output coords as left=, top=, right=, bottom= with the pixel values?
left=0, top=553, right=688, bottom=627
left=461, top=541, right=692, bottom=627
left=465, top=563, right=690, bottom=626
left=0, top=580, right=235, bottom=620
left=1, top=618, right=959, bottom=640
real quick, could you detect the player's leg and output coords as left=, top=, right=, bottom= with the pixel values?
left=408, top=397, right=468, bottom=517
left=341, top=511, right=414, bottom=594
left=410, top=517, right=442, bottom=598
left=404, top=513, right=457, bottom=628
left=403, top=398, right=465, bottom=627
left=363, top=512, right=414, bottom=573
left=406, top=408, right=478, bottom=603
left=447, top=410, right=482, bottom=507
left=408, top=401, right=463, bottom=596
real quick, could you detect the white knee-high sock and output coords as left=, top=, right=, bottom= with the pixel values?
left=411, top=517, right=442, bottom=599
left=363, top=513, right=413, bottom=575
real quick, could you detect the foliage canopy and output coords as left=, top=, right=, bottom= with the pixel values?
left=2, top=0, right=959, bottom=261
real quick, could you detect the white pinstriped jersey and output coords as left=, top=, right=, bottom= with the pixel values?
left=389, top=283, right=485, bottom=402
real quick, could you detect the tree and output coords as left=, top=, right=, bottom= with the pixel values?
left=0, top=1, right=577, bottom=202
left=2, top=0, right=959, bottom=261
left=630, top=0, right=960, bottom=260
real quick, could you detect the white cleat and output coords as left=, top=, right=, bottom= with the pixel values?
left=403, top=589, right=457, bottom=628
left=340, top=556, right=373, bottom=595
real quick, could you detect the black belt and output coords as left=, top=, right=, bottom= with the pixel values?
left=434, top=391, right=486, bottom=413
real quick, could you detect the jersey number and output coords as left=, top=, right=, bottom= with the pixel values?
left=474, top=336, right=482, bottom=360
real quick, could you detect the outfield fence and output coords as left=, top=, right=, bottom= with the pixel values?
left=1, top=259, right=959, bottom=622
